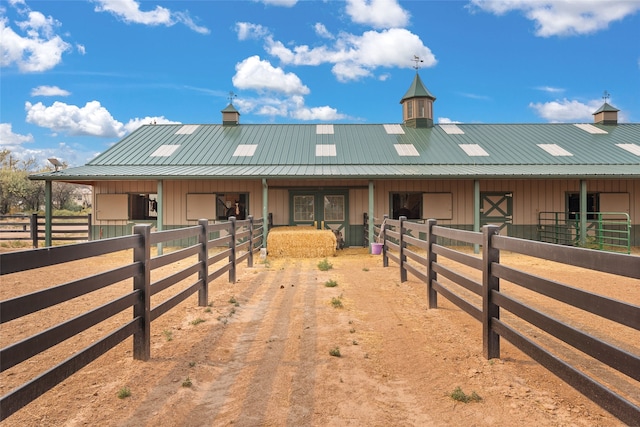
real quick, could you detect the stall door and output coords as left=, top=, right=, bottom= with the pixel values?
left=480, top=192, right=512, bottom=234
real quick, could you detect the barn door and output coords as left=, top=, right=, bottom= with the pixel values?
left=290, top=190, right=348, bottom=242
left=480, top=192, right=512, bottom=234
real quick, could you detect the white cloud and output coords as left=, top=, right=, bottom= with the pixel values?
left=314, top=22, right=334, bottom=39
left=529, top=98, right=602, bottom=122
left=93, top=0, right=209, bottom=34
left=0, top=8, right=72, bottom=72
left=236, top=22, right=269, bottom=40
left=536, top=86, right=565, bottom=94
left=0, top=123, right=34, bottom=150
left=235, top=94, right=346, bottom=122
left=123, top=116, right=181, bottom=134
left=470, top=0, right=640, bottom=37
left=265, top=28, right=436, bottom=82
left=438, top=117, right=462, bottom=124
left=232, top=55, right=310, bottom=95
left=257, top=0, right=298, bottom=7
left=345, top=0, right=410, bottom=29
left=31, top=85, right=71, bottom=97
left=25, top=100, right=126, bottom=138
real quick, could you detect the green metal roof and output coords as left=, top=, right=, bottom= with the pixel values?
left=593, top=102, right=620, bottom=114
left=31, top=122, right=640, bottom=181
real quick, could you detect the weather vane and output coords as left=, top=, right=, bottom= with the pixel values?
left=602, top=90, right=610, bottom=103
left=228, top=91, right=237, bottom=103
left=412, top=55, right=424, bottom=72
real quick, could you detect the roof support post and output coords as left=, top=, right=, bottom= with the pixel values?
left=262, top=179, right=268, bottom=248
left=473, top=179, right=480, bottom=254
left=45, top=180, right=52, bottom=247
left=368, top=180, right=374, bottom=252
left=157, top=179, right=164, bottom=255
left=580, top=180, right=587, bottom=247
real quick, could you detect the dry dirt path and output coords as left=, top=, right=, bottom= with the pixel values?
left=1, top=248, right=632, bottom=426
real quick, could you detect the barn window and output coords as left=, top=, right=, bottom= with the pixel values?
left=417, top=100, right=425, bottom=118
left=294, top=195, right=315, bottom=221
left=323, top=195, right=345, bottom=221
left=391, top=193, right=421, bottom=220
left=406, top=101, right=413, bottom=119
left=567, top=193, right=598, bottom=220
left=129, top=194, right=158, bottom=220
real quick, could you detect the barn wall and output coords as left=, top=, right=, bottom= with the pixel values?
left=90, top=177, right=639, bottom=246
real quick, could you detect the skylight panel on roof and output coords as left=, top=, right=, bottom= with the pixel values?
left=459, top=144, right=489, bottom=156
left=537, top=144, right=573, bottom=156
left=233, top=144, right=257, bottom=157
left=316, top=144, right=337, bottom=156
left=175, top=125, right=200, bottom=134
left=384, top=124, right=405, bottom=134
left=616, top=143, right=640, bottom=156
left=394, top=144, right=419, bottom=156
left=316, top=124, right=334, bottom=134
left=574, top=123, right=608, bottom=134
left=150, top=145, right=180, bottom=157
left=440, top=124, right=465, bottom=134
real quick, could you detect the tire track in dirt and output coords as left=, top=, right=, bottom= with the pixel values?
left=116, top=265, right=276, bottom=426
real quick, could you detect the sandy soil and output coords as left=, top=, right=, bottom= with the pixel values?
left=1, top=246, right=638, bottom=427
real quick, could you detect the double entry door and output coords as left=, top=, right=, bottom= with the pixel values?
left=289, top=189, right=348, bottom=239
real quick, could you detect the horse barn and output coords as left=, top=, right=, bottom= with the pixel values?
left=31, top=73, right=640, bottom=250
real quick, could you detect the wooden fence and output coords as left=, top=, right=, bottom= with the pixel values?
left=0, top=214, right=91, bottom=247
left=0, top=216, right=264, bottom=421
left=375, top=215, right=640, bottom=425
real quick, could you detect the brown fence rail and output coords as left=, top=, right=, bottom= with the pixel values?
left=374, top=215, right=640, bottom=425
left=0, top=214, right=91, bottom=247
left=0, top=216, right=263, bottom=421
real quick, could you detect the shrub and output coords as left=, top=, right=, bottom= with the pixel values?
left=318, top=258, right=333, bottom=271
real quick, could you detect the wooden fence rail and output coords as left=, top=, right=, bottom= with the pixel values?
left=374, top=215, right=640, bottom=425
left=0, top=216, right=263, bottom=421
left=0, top=214, right=91, bottom=247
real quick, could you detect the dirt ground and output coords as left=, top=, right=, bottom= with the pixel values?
left=1, top=245, right=638, bottom=427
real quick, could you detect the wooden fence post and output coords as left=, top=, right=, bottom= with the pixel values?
left=426, top=219, right=438, bottom=309
left=229, top=217, right=236, bottom=283
left=87, top=214, right=92, bottom=241
left=198, top=219, right=209, bottom=307
left=31, top=213, right=38, bottom=248
left=399, top=216, right=407, bottom=283
left=382, top=214, right=389, bottom=267
left=482, top=224, right=501, bottom=360
left=133, top=224, right=151, bottom=361
left=248, top=216, right=254, bottom=268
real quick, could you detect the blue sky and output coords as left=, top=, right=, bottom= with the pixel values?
left=1, top=0, right=639, bottom=167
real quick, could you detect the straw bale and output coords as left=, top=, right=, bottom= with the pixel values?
left=267, top=226, right=336, bottom=258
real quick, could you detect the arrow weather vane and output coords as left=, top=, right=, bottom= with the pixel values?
left=228, top=91, right=237, bottom=103
left=602, top=90, right=610, bottom=103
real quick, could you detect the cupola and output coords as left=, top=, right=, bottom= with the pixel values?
left=593, top=101, right=619, bottom=125
left=400, top=73, right=436, bottom=128
left=221, top=102, right=240, bottom=126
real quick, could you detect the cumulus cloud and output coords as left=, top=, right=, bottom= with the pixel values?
left=314, top=22, right=333, bottom=39
left=470, top=0, right=640, bottom=37
left=232, top=55, right=310, bottom=96
left=93, top=0, right=209, bottom=34
left=345, top=0, right=410, bottom=29
left=0, top=123, right=34, bottom=150
left=25, top=100, right=126, bottom=138
left=536, top=86, right=565, bottom=94
left=529, top=98, right=603, bottom=122
left=123, top=116, right=181, bottom=134
left=31, top=85, right=70, bottom=97
left=0, top=6, right=72, bottom=72
left=265, top=28, right=436, bottom=82
left=235, top=94, right=346, bottom=121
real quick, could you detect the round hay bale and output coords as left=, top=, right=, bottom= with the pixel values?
left=267, top=226, right=337, bottom=258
